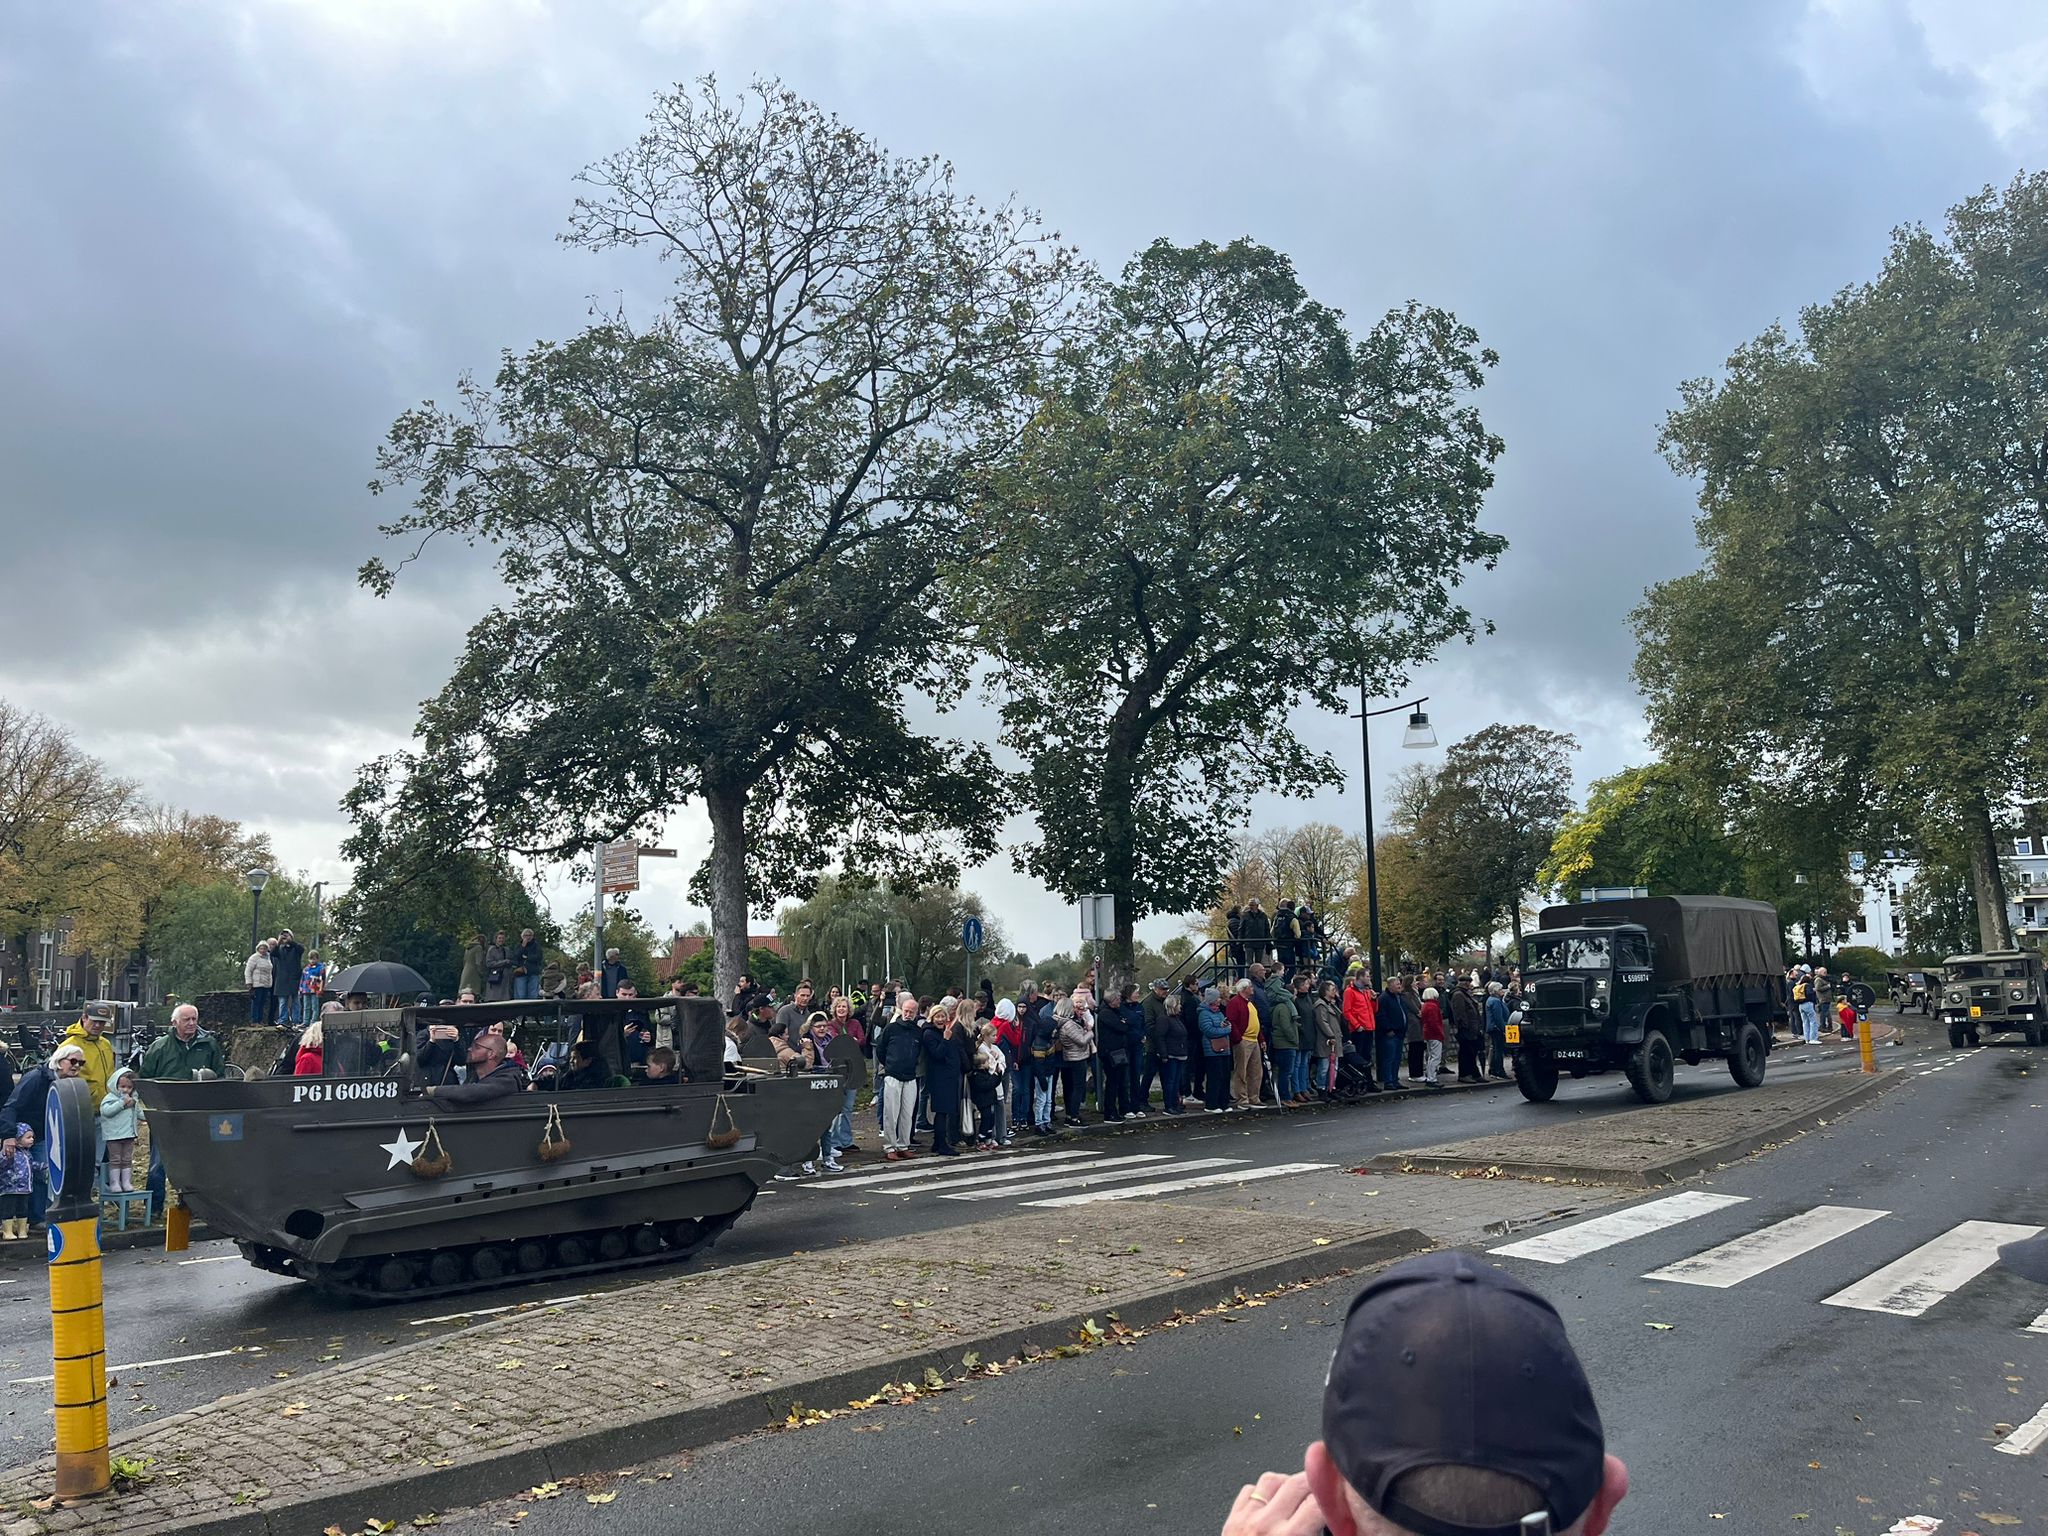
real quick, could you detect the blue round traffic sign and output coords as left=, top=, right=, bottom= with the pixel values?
left=962, top=916, right=984, bottom=954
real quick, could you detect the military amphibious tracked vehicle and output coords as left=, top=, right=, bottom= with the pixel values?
left=138, top=996, right=841, bottom=1302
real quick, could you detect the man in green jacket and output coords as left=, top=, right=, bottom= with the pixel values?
left=1262, top=974, right=1301, bottom=1107
left=140, top=1003, right=226, bottom=1203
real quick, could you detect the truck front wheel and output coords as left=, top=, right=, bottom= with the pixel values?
left=1514, top=1051, right=1559, bottom=1103
left=1728, top=1022, right=1768, bottom=1088
left=1947, top=1022, right=1966, bottom=1049
left=1626, top=1029, right=1676, bottom=1104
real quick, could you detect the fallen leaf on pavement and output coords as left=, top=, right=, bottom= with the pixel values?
left=586, top=1492, right=618, bottom=1505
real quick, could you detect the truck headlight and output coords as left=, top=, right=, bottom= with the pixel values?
left=1945, top=991, right=1966, bottom=1007
left=2012, top=985, right=2031, bottom=1002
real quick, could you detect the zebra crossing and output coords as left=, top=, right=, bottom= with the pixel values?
left=803, top=1148, right=1335, bottom=1208
left=1491, top=1191, right=2046, bottom=1323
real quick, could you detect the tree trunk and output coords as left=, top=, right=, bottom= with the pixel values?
left=1096, top=735, right=1142, bottom=1011
left=1964, top=795, right=2015, bottom=951
left=705, top=779, right=750, bottom=1008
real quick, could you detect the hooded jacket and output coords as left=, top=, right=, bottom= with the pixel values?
left=245, top=948, right=273, bottom=988
left=1313, top=994, right=1345, bottom=1054
left=99, top=1074, right=142, bottom=1141
left=1342, top=982, right=1377, bottom=1036
left=1262, top=983, right=1301, bottom=1051
left=61, top=1023, right=115, bottom=1102
left=1197, top=989, right=1232, bottom=1055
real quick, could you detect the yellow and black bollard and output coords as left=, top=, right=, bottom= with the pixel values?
left=45, top=1075, right=109, bottom=1500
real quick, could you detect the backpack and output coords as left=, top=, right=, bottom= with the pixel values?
left=1793, top=979, right=1809, bottom=1003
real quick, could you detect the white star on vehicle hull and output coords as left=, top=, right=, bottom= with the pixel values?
left=380, top=1129, right=423, bottom=1170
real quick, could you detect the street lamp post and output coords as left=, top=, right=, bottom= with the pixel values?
left=1356, top=691, right=1437, bottom=990
left=312, top=880, right=325, bottom=954
left=244, top=868, right=271, bottom=955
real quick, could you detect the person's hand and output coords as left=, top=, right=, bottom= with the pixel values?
left=430, top=1024, right=459, bottom=1042
left=1221, top=1471, right=1323, bottom=1536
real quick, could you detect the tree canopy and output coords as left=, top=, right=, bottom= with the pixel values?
left=1639, top=173, right=2048, bottom=950
left=351, top=77, right=1085, bottom=1006
left=971, top=237, right=1504, bottom=999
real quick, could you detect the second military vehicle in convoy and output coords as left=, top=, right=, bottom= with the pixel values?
left=1938, top=950, right=2047, bottom=1047
left=1512, top=894, right=1787, bottom=1105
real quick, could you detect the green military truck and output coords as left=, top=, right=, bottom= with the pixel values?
left=1938, top=951, right=2046, bottom=1048
left=1513, top=895, right=1787, bottom=1105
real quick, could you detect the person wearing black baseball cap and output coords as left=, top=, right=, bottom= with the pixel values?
left=1222, top=1252, right=1629, bottom=1535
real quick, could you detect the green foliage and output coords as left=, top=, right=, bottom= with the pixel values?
left=330, top=847, right=552, bottom=1001
left=1899, top=857, right=1987, bottom=958
left=350, top=77, right=1084, bottom=1006
left=670, top=945, right=798, bottom=1000
left=153, top=875, right=325, bottom=1003
left=1430, top=725, right=1577, bottom=942
left=1541, top=764, right=1746, bottom=902
left=1828, top=945, right=1897, bottom=981
left=1639, top=173, right=2048, bottom=951
left=564, top=901, right=661, bottom=993
left=972, top=237, right=1504, bottom=994
left=776, top=877, right=1004, bottom=999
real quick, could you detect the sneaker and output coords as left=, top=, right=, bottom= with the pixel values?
left=801, top=1161, right=818, bottom=1175
left=1064, top=1116, right=1084, bottom=1128
left=821, top=1158, right=845, bottom=1173
left=1128, top=1109, right=1146, bottom=1119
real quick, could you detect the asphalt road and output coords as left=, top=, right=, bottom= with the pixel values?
left=415, top=1023, right=2048, bottom=1535
left=0, top=1025, right=1938, bottom=1466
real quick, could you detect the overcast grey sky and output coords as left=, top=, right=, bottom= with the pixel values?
left=5, top=0, right=2046, bottom=962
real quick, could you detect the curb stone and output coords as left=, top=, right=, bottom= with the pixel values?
left=1365, top=1068, right=1905, bottom=1187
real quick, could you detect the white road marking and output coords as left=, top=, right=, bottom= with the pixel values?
left=940, top=1157, right=1244, bottom=1201
left=410, top=1292, right=592, bottom=1327
left=10, top=1344, right=265, bottom=1385
left=848, top=1154, right=1174, bottom=1197
left=1822, top=1220, right=2043, bottom=1317
left=1025, top=1161, right=1337, bottom=1207
left=825, top=1149, right=1114, bottom=1190
left=1643, top=1205, right=1889, bottom=1288
left=177, top=1254, right=238, bottom=1266
left=1995, top=1401, right=2048, bottom=1456
left=2025, top=1306, right=2048, bottom=1336
left=1489, top=1192, right=1750, bottom=1264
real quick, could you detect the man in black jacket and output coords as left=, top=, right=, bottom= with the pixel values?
left=428, top=1032, right=526, bottom=1106
left=1240, top=900, right=1274, bottom=968
left=1449, top=974, right=1484, bottom=1082
left=270, top=930, right=305, bottom=1027
left=514, top=928, right=545, bottom=1001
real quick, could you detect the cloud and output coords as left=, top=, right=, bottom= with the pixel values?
left=5, top=0, right=2046, bottom=962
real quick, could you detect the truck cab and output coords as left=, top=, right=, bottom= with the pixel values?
left=1939, top=951, right=2046, bottom=1048
left=1514, top=895, right=1783, bottom=1106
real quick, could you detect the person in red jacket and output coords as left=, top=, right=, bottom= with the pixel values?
left=1341, top=968, right=1379, bottom=1092
left=292, top=1019, right=324, bottom=1077
left=1419, top=987, right=1446, bottom=1088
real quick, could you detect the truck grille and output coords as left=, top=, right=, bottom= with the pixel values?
left=1533, top=978, right=1584, bottom=1011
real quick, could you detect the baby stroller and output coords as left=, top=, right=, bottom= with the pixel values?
left=1329, top=1048, right=1377, bottom=1105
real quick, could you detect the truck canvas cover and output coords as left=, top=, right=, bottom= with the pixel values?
left=1538, top=895, right=1782, bottom=984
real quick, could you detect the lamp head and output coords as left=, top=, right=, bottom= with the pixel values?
left=1401, top=709, right=1437, bottom=749
left=245, top=868, right=271, bottom=893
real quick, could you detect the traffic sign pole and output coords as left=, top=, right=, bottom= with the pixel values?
left=45, top=1076, right=108, bottom=1500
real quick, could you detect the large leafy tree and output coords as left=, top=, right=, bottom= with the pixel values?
left=974, top=238, right=1504, bottom=998
left=352, top=78, right=1084, bottom=1003
left=1639, top=174, right=2048, bottom=950
left=154, top=873, right=325, bottom=1005
left=1430, top=724, right=1576, bottom=945
left=775, top=875, right=1004, bottom=998
left=0, top=701, right=138, bottom=984
left=1540, top=764, right=1745, bottom=903
left=331, top=842, right=554, bottom=999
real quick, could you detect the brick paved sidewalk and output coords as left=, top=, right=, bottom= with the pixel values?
left=1366, top=1069, right=1903, bottom=1186
left=0, top=1206, right=1422, bottom=1536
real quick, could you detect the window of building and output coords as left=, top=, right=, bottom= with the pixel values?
left=1890, top=913, right=1903, bottom=936
left=2019, top=837, right=2037, bottom=858
left=1853, top=913, right=1868, bottom=933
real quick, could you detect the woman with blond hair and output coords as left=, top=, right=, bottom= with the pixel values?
left=293, top=1019, right=324, bottom=1077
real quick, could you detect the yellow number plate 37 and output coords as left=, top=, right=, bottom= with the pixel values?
left=1504, top=1024, right=1521, bottom=1044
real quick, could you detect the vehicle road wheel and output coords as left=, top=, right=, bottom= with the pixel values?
left=628, top=1224, right=663, bottom=1257
left=1626, top=1030, right=1676, bottom=1105
left=427, top=1252, right=465, bottom=1289
left=1513, top=1051, right=1559, bottom=1103
left=554, top=1235, right=592, bottom=1268
left=1948, top=1023, right=1966, bottom=1049
left=374, top=1257, right=415, bottom=1294
left=596, top=1230, right=629, bottom=1263
left=470, top=1246, right=511, bottom=1283
left=513, top=1239, right=549, bottom=1274
left=1727, top=1023, right=1768, bottom=1088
